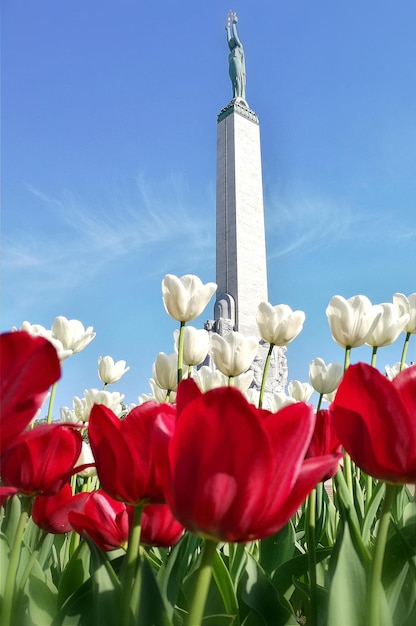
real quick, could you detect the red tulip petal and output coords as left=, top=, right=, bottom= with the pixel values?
left=32, top=484, right=88, bottom=534
left=0, top=332, right=61, bottom=452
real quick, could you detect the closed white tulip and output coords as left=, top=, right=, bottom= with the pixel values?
left=193, top=366, right=228, bottom=391
left=210, top=331, right=258, bottom=377
left=153, top=352, right=178, bottom=391
left=162, top=274, right=217, bottom=322
left=288, top=380, right=314, bottom=403
left=139, top=379, right=176, bottom=404
left=75, top=442, right=97, bottom=478
left=309, top=358, right=344, bottom=395
left=326, top=295, right=382, bottom=348
left=256, top=302, right=305, bottom=346
left=268, top=392, right=297, bottom=412
left=173, top=326, right=210, bottom=366
left=98, top=356, right=130, bottom=384
left=52, top=316, right=96, bottom=353
left=365, top=303, right=410, bottom=347
left=393, top=292, right=416, bottom=334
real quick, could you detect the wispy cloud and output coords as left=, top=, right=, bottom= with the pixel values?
left=2, top=174, right=216, bottom=294
left=265, top=190, right=414, bottom=259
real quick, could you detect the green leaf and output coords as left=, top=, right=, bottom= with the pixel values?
left=27, top=574, right=58, bottom=626
left=212, top=549, right=239, bottom=620
left=135, top=553, right=172, bottom=626
left=57, top=540, right=91, bottom=609
left=259, top=522, right=296, bottom=579
left=239, top=551, right=297, bottom=626
left=87, top=538, right=122, bottom=626
left=327, top=522, right=367, bottom=626
left=362, top=481, right=385, bottom=545
left=273, top=547, right=332, bottom=595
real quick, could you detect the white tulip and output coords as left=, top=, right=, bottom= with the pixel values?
left=193, top=366, right=228, bottom=391
left=60, top=406, right=79, bottom=425
left=173, top=326, right=210, bottom=366
left=98, top=356, right=130, bottom=384
left=84, top=388, right=125, bottom=417
left=153, top=352, right=178, bottom=391
left=139, top=379, right=176, bottom=404
left=210, top=331, right=258, bottom=377
left=162, top=274, right=217, bottom=322
left=309, top=358, right=344, bottom=395
left=16, top=321, right=72, bottom=360
left=326, top=295, right=382, bottom=348
left=287, top=380, right=314, bottom=403
left=75, top=442, right=97, bottom=478
left=73, top=396, right=90, bottom=423
left=393, top=292, right=416, bottom=334
left=385, top=362, right=409, bottom=381
left=268, top=392, right=297, bottom=412
left=256, top=302, right=305, bottom=346
left=365, top=303, right=409, bottom=348
left=51, top=316, right=96, bottom=353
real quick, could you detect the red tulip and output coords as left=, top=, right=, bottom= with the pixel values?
left=0, top=424, right=82, bottom=497
left=139, top=504, right=184, bottom=547
left=306, top=409, right=342, bottom=459
left=32, top=483, right=88, bottom=534
left=88, top=402, right=176, bottom=506
left=68, top=490, right=129, bottom=551
left=331, top=363, right=416, bottom=483
left=162, top=380, right=341, bottom=543
left=0, top=331, right=61, bottom=453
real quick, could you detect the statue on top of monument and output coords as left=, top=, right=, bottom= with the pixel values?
left=226, top=11, right=247, bottom=103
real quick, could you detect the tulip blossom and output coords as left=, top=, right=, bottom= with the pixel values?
left=162, top=274, right=217, bottom=323
left=68, top=491, right=129, bottom=551
left=153, top=352, right=179, bottom=392
left=162, top=380, right=341, bottom=542
left=288, top=380, right=314, bottom=403
left=385, top=362, right=409, bottom=381
left=139, top=379, right=177, bottom=404
left=309, top=358, right=344, bottom=395
left=16, top=322, right=73, bottom=360
left=365, top=303, right=409, bottom=347
left=51, top=316, right=96, bottom=353
left=75, top=441, right=97, bottom=478
left=193, top=366, right=228, bottom=391
left=210, top=331, right=258, bottom=377
left=98, top=356, right=130, bottom=384
left=0, top=424, right=83, bottom=497
left=268, top=392, right=297, bottom=412
left=306, top=410, right=342, bottom=460
left=331, top=363, right=416, bottom=483
left=0, top=331, right=61, bottom=453
left=173, top=326, right=210, bottom=366
left=88, top=402, right=176, bottom=505
left=393, top=292, right=416, bottom=334
left=32, top=483, right=87, bottom=534
left=326, top=295, right=382, bottom=349
left=137, top=504, right=184, bottom=548
left=84, top=388, right=125, bottom=418
left=256, top=302, right=305, bottom=346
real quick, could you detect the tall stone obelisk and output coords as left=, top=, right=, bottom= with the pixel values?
left=209, top=11, right=287, bottom=391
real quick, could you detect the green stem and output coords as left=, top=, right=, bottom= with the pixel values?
left=259, top=343, right=274, bottom=408
left=186, top=540, right=218, bottom=626
left=370, top=346, right=378, bottom=368
left=368, top=483, right=397, bottom=626
left=400, top=332, right=411, bottom=370
left=1, top=497, right=31, bottom=626
left=177, top=321, right=186, bottom=383
left=344, top=451, right=354, bottom=500
left=228, top=375, right=234, bottom=386
left=307, top=488, right=318, bottom=625
left=365, top=473, right=373, bottom=513
left=121, top=504, right=144, bottom=626
left=316, top=393, right=323, bottom=411
left=343, top=346, right=351, bottom=372
left=46, top=382, right=58, bottom=424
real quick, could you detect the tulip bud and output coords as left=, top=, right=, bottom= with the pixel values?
left=173, top=326, right=210, bottom=366
left=98, top=356, right=130, bottom=384
left=256, top=302, right=305, bottom=346
left=153, top=352, right=178, bottom=391
left=288, top=380, right=314, bottom=403
left=162, top=274, right=217, bottom=322
left=326, top=295, right=383, bottom=349
left=210, top=331, right=258, bottom=377
left=309, top=358, right=344, bottom=395
left=366, top=303, right=409, bottom=347
left=393, top=292, right=416, bottom=334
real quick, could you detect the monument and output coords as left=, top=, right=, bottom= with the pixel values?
left=206, top=11, right=287, bottom=392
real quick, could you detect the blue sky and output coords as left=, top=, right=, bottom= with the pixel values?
left=2, top=0, right=415, bottom=411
